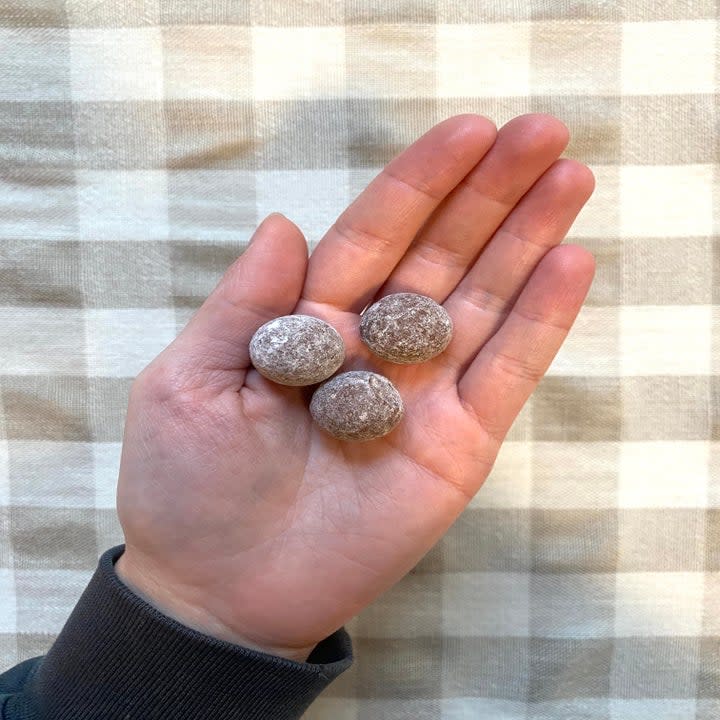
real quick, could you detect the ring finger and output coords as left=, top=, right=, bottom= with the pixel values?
left=442, top=158, right=595, bottom=377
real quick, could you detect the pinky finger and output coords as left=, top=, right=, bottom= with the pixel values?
left=457, top=244, right=596, bottom=446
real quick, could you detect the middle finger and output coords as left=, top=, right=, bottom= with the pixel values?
left=300, top=114, right=497, bottom=315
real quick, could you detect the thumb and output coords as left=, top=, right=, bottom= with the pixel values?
left=160, top=213, right=309, bottom=390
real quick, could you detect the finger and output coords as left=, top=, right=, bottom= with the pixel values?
left=159, top=213, right=309, bottom=390
left=443, top=159, right=595, bottom=375
left=378, top=113, right=569, bottom=300
left=457, top=244, right=596, bottom=446
left=300, top=114, right=497, bottom=314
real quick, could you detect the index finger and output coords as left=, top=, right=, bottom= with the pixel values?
left=300, top=114, right=497, bottom=314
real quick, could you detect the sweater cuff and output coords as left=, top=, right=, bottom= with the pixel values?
left=25, top=544, right=353, bottom=720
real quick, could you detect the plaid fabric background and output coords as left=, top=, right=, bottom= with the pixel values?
left=0, top=1, right=718, bottom=718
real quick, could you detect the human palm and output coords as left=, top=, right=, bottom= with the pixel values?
left=115, top=113, right=596, bottom=662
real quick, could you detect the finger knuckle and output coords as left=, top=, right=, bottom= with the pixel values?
left=490, top=349, right=544, bottom=384
left=332, top=217, right=394, bottom=255
left=460, top=285, right=510, bottom=316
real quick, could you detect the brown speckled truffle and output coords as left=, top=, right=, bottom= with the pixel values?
left=249, top=315, right=345, bottom=386
left=310, top=371, right=404, bottom=441
left=360, top=293, right=453, bottom=364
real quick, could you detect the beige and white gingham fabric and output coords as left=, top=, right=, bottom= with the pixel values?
left=0, top=1, right=718, bottom=718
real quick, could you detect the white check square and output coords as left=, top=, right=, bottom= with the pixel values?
left=0, top=440, right=7, bottom=506
left=622, top=20, right=716, bottom=95
left=442, top=698, right=526, bottom=719
left=70, top=28, right=164, bottom=101
left=16, top=570, right=91, bottom=633
left=437, top=23, right=531, bottom=97
left=703, top=573, right=720, bottom=636
left=620, top=164, right=713, bottom=238
left=615, top=572, right=704, bottom=636
left=619, top=441, right=709, bottom=509
left=77, top=170, right=169, bottom=242
left=610, top=699, right=698, bottom=720
left=85, top=309, right=177, bottom=378
left=252, top=27, right=345, bottom=100
left=9, top=441, right=94, bottom=508
left=620, top=306, right=711, bottom=376
left=532, top=442, right=618, bottom=509
left=0, top=569, right=16, bottom=633
left=93, top=442, right=122, bottom=509
left=0, top=308, right=85, bottom=375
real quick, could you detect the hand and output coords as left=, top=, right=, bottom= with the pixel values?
left=115, top=113, right=595, bottom=663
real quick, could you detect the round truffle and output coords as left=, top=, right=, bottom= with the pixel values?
left=360, top=293, right=453, bottom=364
left=310, top=371, right=404, bottom=441
left=249, top=315, right=345, bottom=386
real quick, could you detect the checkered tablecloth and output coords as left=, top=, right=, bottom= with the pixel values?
left=0, top=2, right=717, bottom=718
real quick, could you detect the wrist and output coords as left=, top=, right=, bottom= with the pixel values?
left=114, top=550, right=315, bottom=663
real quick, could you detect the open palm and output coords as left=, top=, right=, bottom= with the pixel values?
left=116, top=113, right=596, bottom=662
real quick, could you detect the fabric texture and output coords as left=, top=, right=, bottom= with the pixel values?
left=0, top=1, right=718, bottom=719
left=0, top=544, right=352, bottom=719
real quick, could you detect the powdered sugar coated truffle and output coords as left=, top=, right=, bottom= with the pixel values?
left=310, top=370, right=404, bottom=441
left=360, top=293, right=453, bottom=364
left=249, top=315, right=345, bottom=386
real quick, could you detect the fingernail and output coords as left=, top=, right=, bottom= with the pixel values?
left=249, top=213, right=284, bottom=246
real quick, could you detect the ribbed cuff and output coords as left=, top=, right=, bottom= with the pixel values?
left=24, top=544, right=353, bottom=720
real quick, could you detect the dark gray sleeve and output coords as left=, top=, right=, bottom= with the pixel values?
left=0, top=544, right=353, bottom=719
